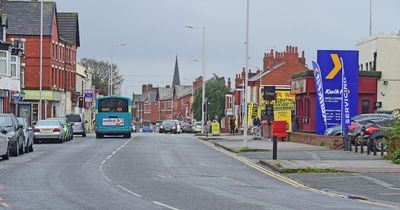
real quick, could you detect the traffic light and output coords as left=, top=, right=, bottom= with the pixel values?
left=78, top=96, right=84, bottom=108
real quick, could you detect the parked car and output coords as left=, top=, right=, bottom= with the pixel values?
left=48, top=117, right=73, bottom=141
left=324, top=114, right=393, bottom=137
left=172, top=120, right=182, bottom=133
left=142, top=126, right=154, bottom=133
left=159, top=120, right=178, bottom=134
left=0, top=131, right=9, bottom=160
left=17, top=118, right=34, bottom=153
left=191, top=122, right=202, bottom=133
left=66, top=114, right=86, bottom=137
left=181, top=122, right=193, bottom=133
left=0, top=113, right=25, bottom=156
left=33, top=120, right=65, bottom=143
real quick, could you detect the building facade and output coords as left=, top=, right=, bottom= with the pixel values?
left=3, top=1, right=80, bottom=122
left=357, top=33, right=400, bottom=113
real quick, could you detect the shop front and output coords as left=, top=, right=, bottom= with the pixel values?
left=22, top=90, right=62, bottom=123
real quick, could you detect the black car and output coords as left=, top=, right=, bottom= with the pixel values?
left=0, top=113, right=25, bottom=156
left=159, top=120, right=178, bottom=134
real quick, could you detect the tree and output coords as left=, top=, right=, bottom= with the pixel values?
left=192, top=74, right=229, bottom=122
left=79, top=58, right=123, bottom=95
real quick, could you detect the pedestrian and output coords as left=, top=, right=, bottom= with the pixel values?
left=229, top=116, right=236, bottom=136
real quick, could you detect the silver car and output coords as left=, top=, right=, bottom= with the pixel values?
left=0, top=131, right=9, bottom=160
left=66, top=114, right=87, bottom=137
left=33, top=120, right=65, bottom=143
left=18, top=118, right=34, bottom=153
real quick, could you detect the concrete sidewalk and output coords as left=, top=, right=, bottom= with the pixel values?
left=201, top=135, right=400, bottom=206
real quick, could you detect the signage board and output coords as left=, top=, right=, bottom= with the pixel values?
left=315, top=50, right=358, bottom=135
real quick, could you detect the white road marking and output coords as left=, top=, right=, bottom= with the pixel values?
left=152, top=201, right=179, bottom=210
left=102, top=173, right=112, bottom=182
left=0, top=202, right=10, bottom=208
left=106, top=155, right=112, bottom=160
left=101, top=160, right=106, bottom=165
left=111, top=151, right=117, bottom=155
left=117, top=185, right=142, bottom=197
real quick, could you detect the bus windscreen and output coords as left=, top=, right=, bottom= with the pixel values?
left=98, top=98, right=128, bottom=112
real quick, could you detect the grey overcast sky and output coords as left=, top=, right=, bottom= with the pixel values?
left=55, top=0, right=400, bottom=96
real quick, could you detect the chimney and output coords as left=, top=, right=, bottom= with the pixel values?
left=227, top=78, right=231, bottom=89
left=148, top=84, right=153, bottom=90
left=142, top=84, right=147, bottom=94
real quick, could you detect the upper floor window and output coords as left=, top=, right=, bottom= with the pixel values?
left=10, top=56, right=18, bottom=78
left=0, top=51, right=7, bottom=75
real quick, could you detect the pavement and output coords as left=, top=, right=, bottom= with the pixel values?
left=203, top=134, right=400, bottom=206
left=0, top=133, right=394, bottom=209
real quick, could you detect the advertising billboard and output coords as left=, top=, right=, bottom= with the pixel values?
left=315, top=50, right=359, bottom=135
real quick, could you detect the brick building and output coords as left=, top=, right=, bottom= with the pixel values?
left=225, top=45, right=307, bottom=131
left=173, top=85, right=193, bottom=120
left=2, top=1, right=80, bottom=122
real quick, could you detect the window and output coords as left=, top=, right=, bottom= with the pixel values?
left=10, top=56, right=17, bottom=77
left=362, top=100, right=370, bottom=114
left=0, top=51, right=7, bottom=75
left=98, top=98, right=129, bottom=112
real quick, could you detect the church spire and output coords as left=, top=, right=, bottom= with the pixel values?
left=172, top=55, right=180, bottom=88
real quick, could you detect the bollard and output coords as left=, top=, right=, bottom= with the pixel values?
left=354, top=137, right=358, bottom=153
left=381, top=141, right=384, bottom=157
left=373, top=139, right=377, bottom=156
left=272, top=135, right=277, bottom=160
left=348, top=137, right=352, bottom=152
left=367, top=139, right=371, bottom=155
left=360, top=139, right=364, bottom=154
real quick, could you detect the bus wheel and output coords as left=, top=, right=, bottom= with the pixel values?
left=96, top=133, right=103, bottom=139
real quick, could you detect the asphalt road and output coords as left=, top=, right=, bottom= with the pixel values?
left=0, top=133, right=396, bottom=210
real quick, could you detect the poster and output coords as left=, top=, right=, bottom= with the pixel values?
left=274, top=110, right=292, bottom=132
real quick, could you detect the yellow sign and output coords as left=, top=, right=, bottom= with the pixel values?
left=247, top=103, right=259, bottom=126
left=326, top=54, right=342, bottom=79
left=260, top=90, right=295, bottom=111
left=211, top=121, right=220, bottom=135
left=23, top=90, right=61, bottom=101
left=273, top=110, right=292, bottom=132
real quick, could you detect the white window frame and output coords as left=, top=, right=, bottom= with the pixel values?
left=10, top=56, right=20, bottom=78
left=0, top=51, right=8, bottom=76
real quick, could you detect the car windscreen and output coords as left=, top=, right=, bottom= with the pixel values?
left=49, top=118, right=66, bottom=125
left=162, top=121, right=175, bottom=126
left=98, top=98, right=129, bottom=112
left=36, top=120, right=59, bottom=126
left=66, top=115, right=81, bottom=122
left=0, top=116, right=13, bottom=127
left=17, top=118, right=26, bottom=126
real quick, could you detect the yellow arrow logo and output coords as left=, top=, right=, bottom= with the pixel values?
left=325, top=54, right=342, bottom=79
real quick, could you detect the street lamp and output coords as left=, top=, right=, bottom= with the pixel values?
left=39, top=0, right=43, bottom=120
left=185, top=25, right=206, bottom=134
left=243, top=0, right=250, bottom=146
left=109, top=43, right=127, bottom=96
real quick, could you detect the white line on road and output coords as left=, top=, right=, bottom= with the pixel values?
left=106, top=155, right=112, bottom=160
left=102, top=172, right=112, bottom=182
left=111, top=151, right=117, bottom=155
left=1, top=202, right=10, bottom=208
left=117, top=185, right=142, bottom=197
left=101, top=160, right=106, bottom=165
left=152, top=201, right=180, bottom=210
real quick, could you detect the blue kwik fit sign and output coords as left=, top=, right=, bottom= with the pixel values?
left=315, top=50, right=358, bottom=135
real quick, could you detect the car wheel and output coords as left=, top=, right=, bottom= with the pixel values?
left=29, top=144, right=33, bottom=152
left=71, top=135, right=74, bottom=140
left=96, top=133, right=103, bottom=139
left=375, top=137, right=388, bottom=152
left=11, top=141, right=19, bottom=157
left=2, top=145, right=9, bottom=160
left=25, top=144, right=30, bottom=153
left=82, top=133, right=86, bottom=137
left=58, top=138, right=63, bottom=143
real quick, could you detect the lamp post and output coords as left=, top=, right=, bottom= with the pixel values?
left=185, top=25, right=206, bottom=134
left=109, top=43, right=127, bottom=96
left=39, top=0, right=43, bottom=120
left=243, top=0, right=250, bottom=146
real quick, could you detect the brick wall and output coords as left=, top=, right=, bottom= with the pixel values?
left=288, top=132, right=344, bottom=149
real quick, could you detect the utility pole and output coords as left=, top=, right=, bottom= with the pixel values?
left=369, top=0, right=372, bottom=36
left=39, top=0, right=43, bottom=120
left=243, top=0, right=250, bottom=146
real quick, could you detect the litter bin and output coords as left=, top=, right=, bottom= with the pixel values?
left=211, top=120, right=220, bottom=136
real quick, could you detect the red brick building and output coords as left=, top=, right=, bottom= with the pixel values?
left=3, top=1, right=80, bottom=121
left=173, top=85, right=193, bottom=120
left=225, top=45, right=307, bottom=131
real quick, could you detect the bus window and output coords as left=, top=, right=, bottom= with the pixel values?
left=98, top=98, right=128, bottom=112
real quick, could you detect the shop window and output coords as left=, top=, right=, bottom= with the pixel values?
left=362, top=100, right=370, bottom=114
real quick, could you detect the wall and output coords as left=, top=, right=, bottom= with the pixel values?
left=357, top=34, right=400, bottom=112
left=289, top=132, right=343, bottom=149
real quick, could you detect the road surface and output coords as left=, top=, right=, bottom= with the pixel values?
left=0, top=133, right=395, bottom=210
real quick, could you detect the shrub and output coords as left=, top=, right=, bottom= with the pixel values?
left=392, top=149, right=400, bottom=164
left=385, top=120, right=400, bottom=157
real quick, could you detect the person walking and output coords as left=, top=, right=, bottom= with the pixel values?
left=229, top=116, right=236, bottom=136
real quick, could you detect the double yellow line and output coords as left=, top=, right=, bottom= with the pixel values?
left=201, top=140, right=399, bottom=209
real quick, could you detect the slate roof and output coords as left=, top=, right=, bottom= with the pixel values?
left=57, top=13, right=80, bottom=46
left=2, top=1, right=56, bottom=36
left=133, top=94, right=145, bottom=103
left=174, top=85, right=192, bottom=99
left=144, top=89, right=158, bottom=103
left=158, top=87, right=173, bottom=101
